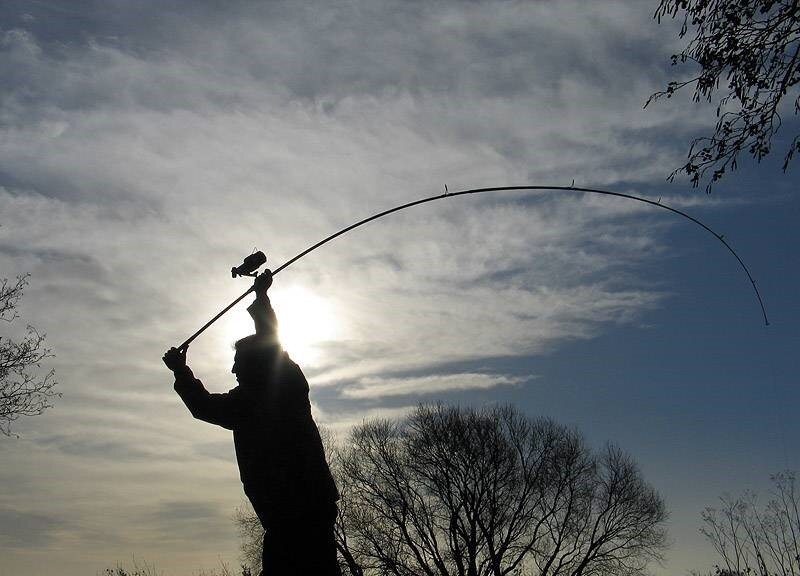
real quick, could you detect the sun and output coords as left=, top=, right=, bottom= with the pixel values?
left=221, top=284, right=339, bottom=367
left=273, top=285, right=339, bottom=365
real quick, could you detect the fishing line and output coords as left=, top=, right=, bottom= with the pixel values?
left=177, top=185, right=769, bottom=351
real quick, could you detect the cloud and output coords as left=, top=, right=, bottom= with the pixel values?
left=0, top=8, right=681, bottom=395
left=33, top=433, right=160, bottom=460
left=0, top=508, right=64, bottom=548
left=144, top=500, right=232, bottom=543
left=315, top=403, right=418, bottom=442
left=342, top=372, right=528, bottom=399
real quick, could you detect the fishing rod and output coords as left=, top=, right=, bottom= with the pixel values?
left=176, top=184, right=769, bottom=351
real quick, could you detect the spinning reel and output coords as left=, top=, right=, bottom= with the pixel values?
left=232, top=251, right=267, bottom=278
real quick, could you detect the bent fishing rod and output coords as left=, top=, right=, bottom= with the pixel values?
left=176, top=185, right=769, bottom=351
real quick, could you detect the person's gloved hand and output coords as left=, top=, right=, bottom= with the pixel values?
left=162, top=346, right=187, bottom=372
left=254, top=269, right=273, bottom=293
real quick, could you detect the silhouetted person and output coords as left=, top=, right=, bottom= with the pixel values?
left=163, top=272, right=340, bottom=575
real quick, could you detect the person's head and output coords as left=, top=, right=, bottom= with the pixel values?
left=231, top=334, right=281, bottom=386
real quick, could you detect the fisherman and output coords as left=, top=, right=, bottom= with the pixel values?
left=163, top=271, right=340, bottom=575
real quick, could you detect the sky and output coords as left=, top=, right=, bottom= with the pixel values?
left=0, top=1, right=798, bottom=575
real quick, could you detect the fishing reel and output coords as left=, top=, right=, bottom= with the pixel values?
left=232, top=251, right=267, bottom=278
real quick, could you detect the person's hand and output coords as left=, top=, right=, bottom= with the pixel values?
left=254, top=269, right=273, bottom=293
left=162, top=347, right=187, bottom=372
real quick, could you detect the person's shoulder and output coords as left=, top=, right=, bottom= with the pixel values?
left=279, top=352, right=309, bottom=389
left=288, top=355, right=307, bottom=376
left=281, top=350, right=299, bottom=368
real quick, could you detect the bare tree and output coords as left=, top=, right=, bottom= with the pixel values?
left=700, top=471, right=800, bottom=576
left=534, top=442, right=668, bottom=576
left=0, top=275, right=58, bottom=436
left=338, top=404, right=668, bottom=576
left=648, top=0, right=800, bottom=191
left=330, top=427, right=367, bottom=576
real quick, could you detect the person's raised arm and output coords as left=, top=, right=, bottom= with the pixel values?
left=247, top=270, right=278, bottom=339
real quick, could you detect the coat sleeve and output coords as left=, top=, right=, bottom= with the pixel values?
left=173, top=366, right=245, bottom=430
left=246, top=294, right=279, bottom=339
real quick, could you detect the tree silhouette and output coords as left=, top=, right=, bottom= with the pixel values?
left=648, top=0, right=800, bottom=191
left=699, top=471, right=800, bottom=576
left=337, top=405, right=667, bottom=576
left=0, top=275, right=58, bottom=436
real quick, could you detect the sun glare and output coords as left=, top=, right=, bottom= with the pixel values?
left=221, top=285, right=339, bottom=367
left=274, top=285, right=339, bottom=365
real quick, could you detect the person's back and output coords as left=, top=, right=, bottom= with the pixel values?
left=164, top=272, right=340, bottom=575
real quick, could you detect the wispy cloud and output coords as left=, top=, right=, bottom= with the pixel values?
left=342, top=372, right=528, bottom=399
left=0, top=508, right=65, bottom=548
